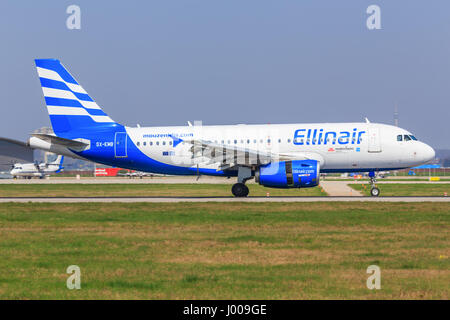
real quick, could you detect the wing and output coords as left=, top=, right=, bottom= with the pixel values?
left=184, top=139, right=324, bottom=171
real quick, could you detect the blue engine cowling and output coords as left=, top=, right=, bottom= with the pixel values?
left=256, top=160, right=320, bottom=188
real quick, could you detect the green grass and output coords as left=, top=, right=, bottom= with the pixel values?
left=0, top=183, right=326, bottom=197
left=0, top=202, right=448, bottom=299
left=350, top=183, right=450, bottom=196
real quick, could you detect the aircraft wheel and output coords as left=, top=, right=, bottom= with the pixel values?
left=232, top=183, right=249, bottom=197
left=370, top=187, right=380, bottom=197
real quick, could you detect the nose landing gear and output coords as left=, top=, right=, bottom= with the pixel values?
left=368, top=171, right=380, bottom=197
left=370, top=185, right=380, bottom=196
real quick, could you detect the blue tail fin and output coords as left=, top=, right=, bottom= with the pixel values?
left=50, top=155, right=64, bottom=166
left=52, top=155, right=64, bottom=173
left=35, top=59, right=119, bottom=135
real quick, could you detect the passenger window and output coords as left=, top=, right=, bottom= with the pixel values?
left=143, top=142, right=146, bottom=146
left=404, top=135, right=411, bottom=141
left=169, top=141, right=172, bottom=145
left=287, top=139, right=291, bottom=143
left=397, top=135, right=402, bottom=141
left=137, top=142, right=140, bottom=146
left=163, top=141, right=166, bottom=145
left=150, top=141, right=153, bottom=146
left=156, top=141, right=159, bottom=145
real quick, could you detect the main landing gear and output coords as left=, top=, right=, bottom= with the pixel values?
left=232, top=183, right=249, bottom=197
left=231, top=167, right=252, bottom=197
left=368, top=171, right=380, bottom=197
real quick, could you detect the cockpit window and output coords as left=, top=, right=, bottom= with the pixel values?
left=397, top=135, right=403, bottom=141
left=404, top=135, right=411, bottom=141
left=410, top=135, right=417, bottom=141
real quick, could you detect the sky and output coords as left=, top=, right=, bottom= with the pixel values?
left=1, top=1, right=449, bottom=149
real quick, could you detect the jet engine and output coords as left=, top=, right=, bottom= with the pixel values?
left=255, top=160, right=320, bottom=188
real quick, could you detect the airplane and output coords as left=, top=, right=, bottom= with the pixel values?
left=28, top=59, right=435, bottom=196
left=9, top=154, right=64, bottom=179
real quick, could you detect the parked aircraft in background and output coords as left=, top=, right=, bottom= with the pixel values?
left=10, top=155, right=64, bottom=179
left=28, top=59, right=435, bottom=196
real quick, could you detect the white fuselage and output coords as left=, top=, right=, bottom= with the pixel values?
left=28, top=122, right=435, bottom=176
left=10, top=163, right=61, bottom=178
left=123, top=122, right=434, bottom=173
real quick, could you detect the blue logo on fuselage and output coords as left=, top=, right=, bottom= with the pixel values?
left=293, top=129, right=366, bottom=145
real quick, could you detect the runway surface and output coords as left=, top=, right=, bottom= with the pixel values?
left=1, top=196, right=449, bottom=203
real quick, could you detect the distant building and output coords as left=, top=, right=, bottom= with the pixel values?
left=412, top=164, right=441, bottom=169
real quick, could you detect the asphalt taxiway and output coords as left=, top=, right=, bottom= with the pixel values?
left=0, top=196, right=448, bottom=203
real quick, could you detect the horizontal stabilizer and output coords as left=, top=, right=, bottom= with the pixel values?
left=31, top=133, right=89, bottom=149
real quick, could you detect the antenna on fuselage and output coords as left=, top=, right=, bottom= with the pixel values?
left=365, top=117, right=370, bottom=123
left=187, top=121, right=193, bottom=127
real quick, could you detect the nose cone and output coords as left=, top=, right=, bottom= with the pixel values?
left=421, top=144, right=435, bottom=163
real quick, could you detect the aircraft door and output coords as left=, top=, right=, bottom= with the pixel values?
left=115, top=132, right=128, bottom=158
left=368, top=128, right=382, bottom=153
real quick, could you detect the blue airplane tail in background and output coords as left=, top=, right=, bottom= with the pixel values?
left=35, top=59, right=120, bottom=136
left=45, top=155, right=65, bottom=173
